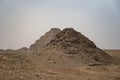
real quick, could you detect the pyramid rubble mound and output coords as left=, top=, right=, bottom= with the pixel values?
left=30, top=28, right=61, bottom=50
left=29, top=28, right=120, bottom=66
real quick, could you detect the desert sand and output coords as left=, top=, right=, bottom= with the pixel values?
left=0, top=28, right=120, bottom=80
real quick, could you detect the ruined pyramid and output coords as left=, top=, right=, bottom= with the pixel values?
left=30, top=28, right=61, bottom=51
left=29, top=28, right=119, bottom=67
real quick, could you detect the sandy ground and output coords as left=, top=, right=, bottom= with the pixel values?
left=0, top=50, right=120, bottom=80
left=104, top=50, right=120, bottom=58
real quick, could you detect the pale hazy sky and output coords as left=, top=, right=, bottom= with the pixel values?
left=0, top=0, right=120, bottom=49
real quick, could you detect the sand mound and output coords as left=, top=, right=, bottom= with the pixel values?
left=28, top=28, right=120, bottom=67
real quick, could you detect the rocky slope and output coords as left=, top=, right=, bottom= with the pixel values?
left=30, top=28, right=61, bottom=51
left=29, top=28, right=120, bottom=67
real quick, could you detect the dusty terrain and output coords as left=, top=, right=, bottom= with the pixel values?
left=0, top=50, right=120, bottom=80
left=104, top=50, right=120, bottom=58
left=0, top=28, right=120, bottom=80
